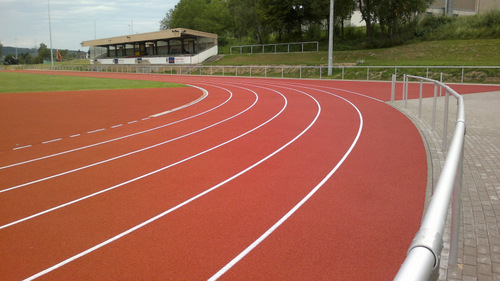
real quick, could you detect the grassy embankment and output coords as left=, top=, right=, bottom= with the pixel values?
left=205, top=39, right=499, bottom=82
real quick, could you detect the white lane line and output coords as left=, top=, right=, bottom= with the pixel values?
left=111, top=124, right=123, bottom=129
left=22, top=85, right=324, bottom=281
left=87, top=128, right=105, bottom=134
left=42, top=138, right=62, bottom=144
left=208, top=83, right=364, bottom=280
left=0, top=84, right=260, bottom=224
left=127, top=120, right=138, bottom=124
left=0, top=85, right=242, bottom=194
left=286, top=81, right=385, bottom=103
left=141, top=117, right=150, bottom=121
left=70, top=134, right=81, bottom=138
left=13, top=145, right=32, bottom=151
left=149, top=85, right=209, bottom=118
left=0, top=86, right=218, bottom=170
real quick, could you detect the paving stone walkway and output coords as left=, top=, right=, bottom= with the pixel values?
left=391, top=90, right=500, bottom=281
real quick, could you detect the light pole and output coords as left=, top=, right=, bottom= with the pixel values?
left=47, top=0, right=54, bottom=68
left=328, top=0, right=334, bottom=76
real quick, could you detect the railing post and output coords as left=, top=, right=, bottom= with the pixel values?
left=432, top=84, right=438, bottom=131
left=461, top=67, right=465, bottom=84
left=443, top=90, right=450, bottom=151
left=419, top=80, right=423, bottom=118
left=342, top=66, right=344, bottom=80
left=449, top=137, right=464, bottom=266
left=391, top=74, right=396, bottom=102
left=319, top=66, right=322, bottom=79
left=367, top=67, right=370, bottom=81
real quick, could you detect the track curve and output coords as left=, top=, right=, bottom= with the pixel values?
left=0, top=71, right=427, bottom=281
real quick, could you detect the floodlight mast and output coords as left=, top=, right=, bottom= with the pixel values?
left=47, top=0, right=54, bottom=68
left=328, top=0, right=334, bottom=76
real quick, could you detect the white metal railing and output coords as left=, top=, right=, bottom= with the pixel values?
left=229, top=41, right=319, bottom=55
left=16, top=64, right=499, bottom=84
left=392, top=75, right=466, bottom=281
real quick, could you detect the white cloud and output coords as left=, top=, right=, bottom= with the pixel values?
left=0, top=0, right=178, bottom=50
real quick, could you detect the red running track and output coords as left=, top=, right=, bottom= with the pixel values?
left=1, top=71, right=497, bottom=280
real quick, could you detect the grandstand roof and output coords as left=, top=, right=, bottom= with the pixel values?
left=81, top=28, right=218, bottom=47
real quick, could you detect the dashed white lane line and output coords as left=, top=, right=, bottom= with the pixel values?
left=42, top=138, right=62, bottom=144
left=13, top=145, right=32, bottom=151
left=70, top=134, right=81, bottom=138
left=0, top=85, right=220, bottom=170
left=87, top=128, right=106, bottom=134
left=20, top=84, right=288, bottom=281
left=127, top=120, right=138, bottom=124
left=111, top=124, right=123, bottom=129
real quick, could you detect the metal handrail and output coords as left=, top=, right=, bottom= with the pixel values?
left=393, top=75, right=465, bottom=281
left=230, top=41, right=319, bottom=55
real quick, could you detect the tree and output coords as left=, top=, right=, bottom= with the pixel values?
left=36, top=43, right=51, bottom=63
left=160, top=8, right=174, bottom=30
left=335, top=0, right=357, bottom=41
left=0, top=41, right=3, bottom=58
left=164, top=0, right=231, bottom=35
left=18, top=52, right=33, bottom=64
left=3, top=54, right=18, bottom=65
left=357, top=0, right=376, bottom=41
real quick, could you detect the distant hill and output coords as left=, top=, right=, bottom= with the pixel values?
left=1, top=46, right=84, bottom=58
left=2, top=46, right=38, bottom=57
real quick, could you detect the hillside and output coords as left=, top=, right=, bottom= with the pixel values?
left=209, top=39, right=500, bottom=66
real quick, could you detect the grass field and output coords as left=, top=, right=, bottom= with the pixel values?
left=211, top=39, right=500, bottom=66
left=0, top=72, right=185, bottom=93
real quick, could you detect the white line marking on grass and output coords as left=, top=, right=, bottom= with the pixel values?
left=208, top=83, right=364, bottom=280
left=42, top=138, right=62, bottom=144
left=0, top=86, right=217, bottom=171
left=21, top=84, right=325, bottom=281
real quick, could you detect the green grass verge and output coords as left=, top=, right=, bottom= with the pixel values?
left=210, top=39, right=500, bottom=66
left=0, top=72, right=185, bottom=93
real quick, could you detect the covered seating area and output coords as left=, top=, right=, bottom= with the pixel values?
left=81, top=28, right=218, bottom=65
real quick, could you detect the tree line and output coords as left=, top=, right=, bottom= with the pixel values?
left=2, top=43, right=76, bottom=65
left=160, top=0, right=433, bottom=50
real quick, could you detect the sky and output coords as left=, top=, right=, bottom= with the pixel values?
left=0, top=0, right=179, bottom=51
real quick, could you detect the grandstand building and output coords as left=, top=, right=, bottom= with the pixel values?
left=81, top=28, right=218, bottom=65
left=428, top=0, right=499, bottom=16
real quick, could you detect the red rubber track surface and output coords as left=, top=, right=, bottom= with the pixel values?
left=1, top=70, right=498, bottom=280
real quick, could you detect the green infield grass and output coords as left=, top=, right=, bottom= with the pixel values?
left=0, top=72, right=186, bottom=93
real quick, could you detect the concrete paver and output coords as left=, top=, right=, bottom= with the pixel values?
left=391, top=89, right=500, bottom=281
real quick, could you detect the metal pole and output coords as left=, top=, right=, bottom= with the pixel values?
left=328, top=0, right=334, bottom=76
left=443, top=90, right=450, bottom=151
left=47, top=0, right=54, bottom=68
left=391, top=74, right=396, bottom=102
left=419, top=80, right=423, bottom=118
left=432, top=84, right=438, bottom=131
left=449, top=139, right=464, bottom=266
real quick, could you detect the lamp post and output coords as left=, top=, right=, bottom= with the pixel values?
left=47, top=0, right=54, bottom=68
left=328, top=0, right=334, bottom=76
